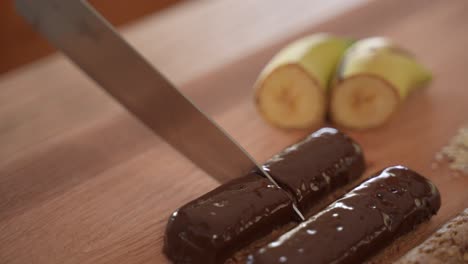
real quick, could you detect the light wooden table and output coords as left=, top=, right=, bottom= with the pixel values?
left=1, top=0, right=467, bottom=263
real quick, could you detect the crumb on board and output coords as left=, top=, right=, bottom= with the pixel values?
left=435, top=125, right=468, bottom=174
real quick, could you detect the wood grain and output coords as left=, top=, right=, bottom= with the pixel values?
left=1, top=0, right=468, bottom=263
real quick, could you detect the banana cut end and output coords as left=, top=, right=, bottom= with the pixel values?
left=330, top=74, right=400, bottom=130
left=255, top=64, right=326, bottom=129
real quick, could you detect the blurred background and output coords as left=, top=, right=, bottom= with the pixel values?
left=0, top=0, right=365, bottom=78
left=0, top=0, right=181, bottom=74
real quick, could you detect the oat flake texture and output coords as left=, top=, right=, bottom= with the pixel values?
left=436, top=125, right=468, bottom=174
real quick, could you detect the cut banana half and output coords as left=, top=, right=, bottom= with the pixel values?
left=255, top=34, right=353, bottom=129
left=330, top=75, right=400, bottom=129
left=330, top=37, right=431, bottom=130
left=256, top=64, right=325, bottom=129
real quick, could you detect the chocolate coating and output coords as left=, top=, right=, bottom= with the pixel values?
left=263, top=127, right=365, bottom=212
left=164, top=128, right=366, bottom=263
left=164, top=173, right=296, bottom=264
left=249, top=166, right=441, bottom=264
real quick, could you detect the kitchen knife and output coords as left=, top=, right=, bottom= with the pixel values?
left=15, top=0, right=304, bottom=220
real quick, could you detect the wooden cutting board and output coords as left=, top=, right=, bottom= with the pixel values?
left=0, top=0, right=467, bottom=263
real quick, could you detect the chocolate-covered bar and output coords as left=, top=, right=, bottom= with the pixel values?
left=395, top=208, right=468, bottom=264
left=164, top=128, right=365, bottom=263
left=248, top=166, right=441, bottom=264
left=164, top=173, right=297, bottom=264
left=263, top=127, right=365, bottom=213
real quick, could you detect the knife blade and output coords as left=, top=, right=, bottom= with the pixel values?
left=15, top=0, right=304, bottom=220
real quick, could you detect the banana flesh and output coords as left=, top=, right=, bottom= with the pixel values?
left=330, top=37, right=431, bottom=129
left=255, top=34, right=353, bottom=129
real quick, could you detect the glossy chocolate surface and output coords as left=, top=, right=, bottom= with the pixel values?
left=263, top=127, right=365, bottom=212
left=248, top=166, right=441, bottom=264
left=164, top=173, right=296, bottom=264
left=164, top=128, right=366, bottom=263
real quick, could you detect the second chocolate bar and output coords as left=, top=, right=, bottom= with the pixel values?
left=248, top=166, right=441, bottom=264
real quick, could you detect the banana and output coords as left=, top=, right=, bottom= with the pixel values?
left=254, top=34, right=353, bottom=129
left=330, top=37, right=432, bottom=130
